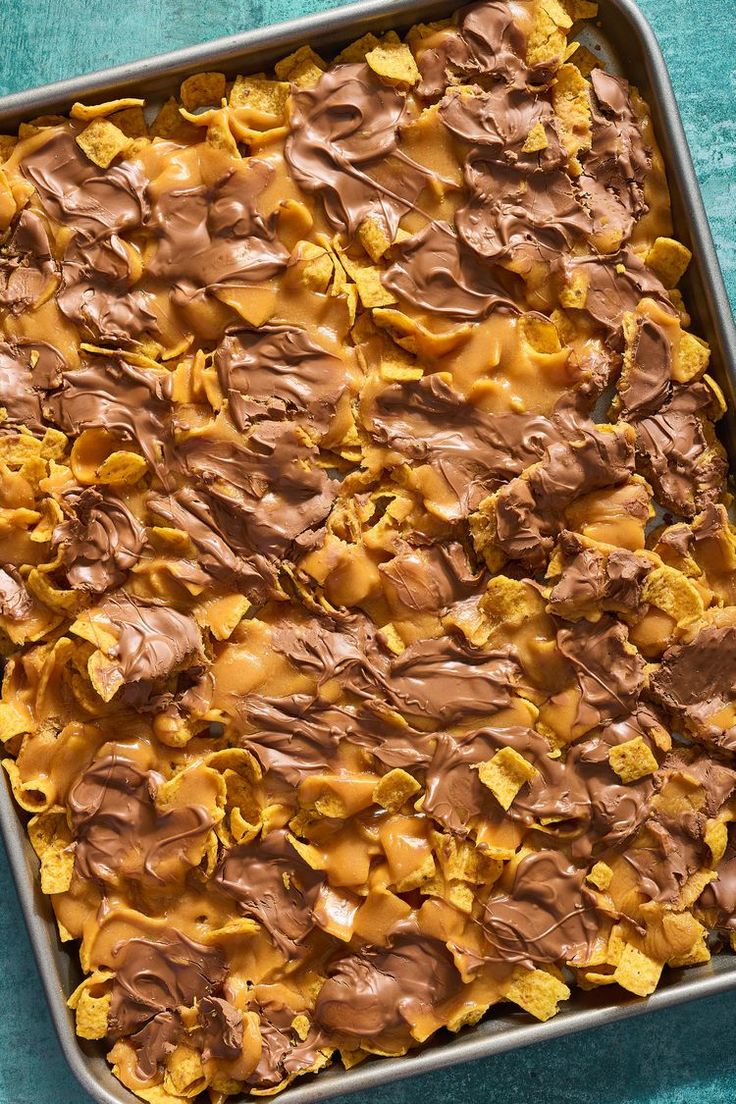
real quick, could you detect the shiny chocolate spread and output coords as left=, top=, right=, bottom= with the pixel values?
left=0, top=1, right=733, bottom=1099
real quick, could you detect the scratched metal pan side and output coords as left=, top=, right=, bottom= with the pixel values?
left=0, top=1, right=735, bottom=1103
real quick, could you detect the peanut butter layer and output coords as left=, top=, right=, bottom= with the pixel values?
left=0, top=1, right=733, bottom=1100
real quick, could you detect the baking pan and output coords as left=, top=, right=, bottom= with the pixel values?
left=1, top=0, right=736, bottom=1101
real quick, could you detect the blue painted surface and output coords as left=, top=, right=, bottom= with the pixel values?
left=0, top=1, right=734, bottom=1101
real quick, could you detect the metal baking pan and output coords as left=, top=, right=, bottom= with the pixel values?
left=1, top=0, right=735, bottom=1101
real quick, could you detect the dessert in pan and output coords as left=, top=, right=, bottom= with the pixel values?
left=0, top=0, right=734, bottom=1099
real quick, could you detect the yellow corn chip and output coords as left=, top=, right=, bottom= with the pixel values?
left=96, top=451, right=148, bottom=486
left=522, top=121, right=549, bottom=153
left=230, top=75, right=291, bottom=119
left=365, top=43, right=421, bottom=87
left=358, top=217, right=392, bottom=262
left=40, top=843, right=75, bottom=895
left=613, top=944, right=663, bottom=996
left=527, top=0, right=572, bottom=68
left=180, top=71, right=226, bottom=110
left=374, top=768, right=421, bottom=812
left=478, top=747, right=539, bottom=810
left=164, top=1044, right=206, bottom=1097
left=109, top=106, right=148, bottom=138
left=275, top=45, right=326, bottom=88
left=586, top=860, right=613, bottom=891
left=504, top=967, right=570, bottom=1021
left=673, top=331, right=710, bottom=384
left=608, top=736, right=658, bottom=783
left=352, top=264, right=397, bottom=308
left=560, top=267, right=589, bottom=308
left=76, top=118, right=132, bottom=168
left=75, top=988, right=112, bottom=1040
left=646, top=236, right=692, bottom=288
left=151, top=97, right=199, bottom=141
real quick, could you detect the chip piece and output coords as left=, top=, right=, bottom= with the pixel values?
left=40, top=842, right=75, bottom=895
left=613, top=944, right=663, bottom=996
left=75, top=118, right=132, bottom=168
left=608, top=736, right=658, bottom=783
left=673, top=331, right=710, bottom=384
left=527, top=0, right=573, bottom=68
left=275, top=45, right=326, bottom=88
left=359, top=217, right=392, bottom=262
left=646, top=236, right=692, bottom=288
left=522, top=121, right=549, bottom=153
left=180, top=71, right=226, bottom=110
left=586, top=860, right=613, bottom=892
left=75, top=988, right=112, bottom=1040
left=109, top=106, right=148, bottom=138
left=477, top=747, right=539, bottom=810
left=641, top=564, right=704, bottom=627
left=374, top=768, right=421, bottom=812
left=552, top=62, right=592, bottom=168
left=504, top=967, right=571, bottom=1021
left=150, top=97, right=199, bottom=140
left=96, top=451, right=149, bottom=486
left=365, top=43, right=421, bottom=87
left=229, top=75, right=291, bottom=120
left=351, top=263, right=397, bottom=309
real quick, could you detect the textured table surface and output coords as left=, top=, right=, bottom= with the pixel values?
left=0, top=1, right=735, bottom=1102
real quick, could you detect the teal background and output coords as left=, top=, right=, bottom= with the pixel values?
left=0, top=0, right=735, bottom=1101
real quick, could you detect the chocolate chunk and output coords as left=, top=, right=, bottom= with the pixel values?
left=214, top=325, right=346, bottom=432
left=100, top=594, right=203, bottom=686
left=416, top=1, right=531, bottom=98
left=556, top=616, right=646, bottom=730
left=0, top=566, right=33, bottom=621
left=147, top=162, right=289, bottom=297
left=382, top=220, right=518, bottom=321
left=650, top=620, right=736, bottom=749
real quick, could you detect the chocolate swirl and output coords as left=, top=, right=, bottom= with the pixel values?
left=382, top=220, right=518, bottom=320
left=0, top=210, right=57, bottom=314
left=286, top=63, right=424, bottom=238
left=481, top=850, right=603, bottom=967
left=108, top=931, right=227, bottom=1079
left=214, top=829, right=324, bottom=955
left=53, top=487, right=146, bottom=594
left=315, top=933, right=460, bottom=1044
left=147, top=161, right=289, bottom=297
left=99, top=594, right=203, bottom=686
left=495, top=425, right=635, bottom=567
left=415, top=0, right=531, bottom=98
left=69, top=754, right=214, bottom=884
left=0, top=567, right=33, bottom=621
left=214, top=325, right=346, bottom=433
